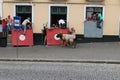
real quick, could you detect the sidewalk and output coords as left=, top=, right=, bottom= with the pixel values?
left=0, top=42, right=120, bottom=63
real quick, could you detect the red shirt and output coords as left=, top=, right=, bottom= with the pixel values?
left=2, top=19, right=7, bottom=28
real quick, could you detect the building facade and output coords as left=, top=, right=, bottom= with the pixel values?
left=2, top=0, right=120, bottom=43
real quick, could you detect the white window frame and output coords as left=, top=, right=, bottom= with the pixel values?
left=14, top=3, right=34, bottom=23
left=84, top=5, right=105, bottom=21
left=49, top=4, right=69, bottom=28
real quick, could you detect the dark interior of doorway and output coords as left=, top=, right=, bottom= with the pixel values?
left=51, top=14, right=67, bottom=27
left=16, top=13, right=32, bottom=24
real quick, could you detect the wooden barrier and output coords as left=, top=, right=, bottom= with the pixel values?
left=12, top=29, right=33, bottom=46
left=46, top=28, right=68, bottom=46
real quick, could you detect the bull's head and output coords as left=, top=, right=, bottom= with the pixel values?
left=56, top=33, right=63, bottom=39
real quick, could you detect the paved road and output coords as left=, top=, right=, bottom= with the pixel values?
left=0, top=61, right=120, bottom=80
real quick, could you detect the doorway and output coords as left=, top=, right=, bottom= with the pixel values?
left=50, top=5, right=68, bottom=27
left=84, top=5, right=104, bottom=38
left=15, top=5, right=32, bottom=23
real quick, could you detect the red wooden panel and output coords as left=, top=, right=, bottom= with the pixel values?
left=46, top=28, right=68, bottom=45
left=12, top=29, right=33, bottom=46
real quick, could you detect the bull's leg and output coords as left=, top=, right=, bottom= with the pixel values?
left=62, top=40, right=65, bottom=46
left=73, top=41, right=77, bottom=48
left=72, top=40, right=77, bottom=48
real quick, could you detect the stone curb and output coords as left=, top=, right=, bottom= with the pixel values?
left=0, top=58, right=120, bottom=64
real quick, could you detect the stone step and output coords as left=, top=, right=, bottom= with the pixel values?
left=7, top=34, right=12, bottom=44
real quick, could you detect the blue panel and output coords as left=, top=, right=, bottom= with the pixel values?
left=84, top=21, right=103, bottom=38
left=14, top=16, right=21, bottom=30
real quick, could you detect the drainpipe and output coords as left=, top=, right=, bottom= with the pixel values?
left=118, top=17, right=120, bottom=38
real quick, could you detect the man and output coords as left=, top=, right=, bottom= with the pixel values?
left=97, top=12, right=103, bottom=29
left=22, top=17, right=31, bottom=35
left=2, top=19, right=7, bottom=37
left=58, top=19, right=66, bottom=29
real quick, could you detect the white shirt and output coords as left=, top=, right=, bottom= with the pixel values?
left=58, top=19, right=65, bottom=24
left=22, top=19, right=30, bottom=25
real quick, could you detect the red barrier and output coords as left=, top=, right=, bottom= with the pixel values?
left=46, top=28, right=68, bottom=45
left=12, top=29, right=33, bottom=46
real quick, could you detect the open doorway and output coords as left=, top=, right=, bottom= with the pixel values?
left=84, top=5, right=104, bottom=38
left=50, top=6, right=67, bottom=27
left=15, top=5, right=32, bottom=24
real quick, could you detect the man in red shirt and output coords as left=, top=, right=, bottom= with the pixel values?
left=2, top=19, right=7, bottom=37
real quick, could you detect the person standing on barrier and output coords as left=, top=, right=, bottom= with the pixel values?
left=91, top=12, right=97, bottom=22
left=22, top=18, right=31, bottom=35
left=96, top=12, right=103, bottom=29
left=6, top=15, right=13, bottom=31
left=58, top=18, right=66, bottom=29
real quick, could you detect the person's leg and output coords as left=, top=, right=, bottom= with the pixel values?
left=7, top=23, right=11, bottom=31
left=9, top=23, right=12, bottom=31
left=2, top=29, right=7, bottom=37
left=4, top=28, right=7, bottom=37
left=97, top=20, right=101, bottom=28
left=2, top=32, right=4, bottom=37
left=99, top=20, right=103, bottom=26
left=63, top=23, right=66, bottom=29
left=23, top=25, right=26, bottom=34
left=61, top=24, right=65, bottom=29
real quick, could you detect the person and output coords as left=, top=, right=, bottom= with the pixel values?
left=85, top=17, right=91, bottom=21
left=42, top=26, right=47, bottom=45
left=96, top=12, right=103, bottom=29
left=51, top=24, right=56, bottom=29
left=22, top=17, right=31, bottom=35
left=6, top=15, right=13, bottom=31
left=58, top=18, right=66, bottom=29
left=68, top=27, right=75, bottom=34
left=91, top=12, right=97, bottom=22
left=2, top=19, right=7, bottom=37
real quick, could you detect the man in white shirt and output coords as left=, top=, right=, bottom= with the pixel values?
left=22, top=18, right=31, bottom=34
left=58, top=19, right=66, bottom=28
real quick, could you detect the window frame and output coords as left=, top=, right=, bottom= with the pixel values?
left=84, top=5, right=105, bottom=21
left=14, top=3, right=34, bottom=23
left=49, top=4, right=69, bottom=28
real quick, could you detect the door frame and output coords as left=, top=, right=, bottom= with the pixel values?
left=118, top=17, right=120, bottom=38
left=84, top=5, right=105, bottom=38
left=49, top=4, right=69, bottom=28
left=84, top=5, right=105, bottom=21
left=14, top=3, right=34, bottom=23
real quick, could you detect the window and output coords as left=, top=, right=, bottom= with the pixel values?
left=86, top=7, right=102, bottom=19
left=51, top=6, right=67, bottom=15
left=16, top=6, right=32, bottom=14
left=85, top=6, right=104, bottom=20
